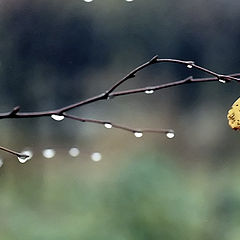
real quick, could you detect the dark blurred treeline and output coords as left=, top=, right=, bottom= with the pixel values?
left=1, top=0, right=240, bottom=110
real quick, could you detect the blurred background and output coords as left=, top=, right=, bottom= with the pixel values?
left=0, top=0, right=240, bottom=239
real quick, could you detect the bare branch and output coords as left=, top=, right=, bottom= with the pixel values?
left=0, top=56, right=239, bottom=157
left=0, top=145, right=29, bottom=159
left=109, top=73, right=240, bottom=97
left=63, top=113, right=174, bottom=136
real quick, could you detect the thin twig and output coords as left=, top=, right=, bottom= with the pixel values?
left=0, top=146, right=28, bottom=159
left=63, top=113, right=173, bottom=135
left=109, top=74, right=240, bottom=97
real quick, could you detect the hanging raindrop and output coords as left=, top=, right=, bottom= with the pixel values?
left=134, top=132, right=143, bottom=138
left=104, top=123, right=113, bottom=129
left=51, top=114, right=65, bottom=121
left=17, top=150, right=33, bottom=163
left=219, top=79, right=226, bottom=84
left=18, top=155, right=29, bottom=164
left=145, top=90, right=154, bottom=94
left=166, top=132, right=175, bottom=139
left=187, top=64, right=193, bottom=69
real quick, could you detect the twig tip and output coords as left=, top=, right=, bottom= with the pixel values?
left=10, top=106, right=20, bottom=115
left=184, top=76, right=193, bottom=83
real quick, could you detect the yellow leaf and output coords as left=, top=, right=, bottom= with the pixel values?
left=227, top=97, right=240, bottom=130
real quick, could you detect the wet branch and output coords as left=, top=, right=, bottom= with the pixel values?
left=63, top=113, right=174, bottom=136
left=1, top=55, right=240, bottom=157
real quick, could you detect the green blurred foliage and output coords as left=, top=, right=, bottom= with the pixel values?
left=2, top=153, right=240, bottom=239
left=0, top=153, right=229, bottom=239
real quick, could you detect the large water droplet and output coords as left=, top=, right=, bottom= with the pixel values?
left=84, top=0, right=93, bottom=2
left=18, top=150, right=33, bottom=163
left=104, top=123, right=113, bottom=129
left=166, top=132, right=175, bottom=139
left=69, top=148, right=80, bottom=157
left=18, top=155, right=29, bottom=164
left=126, top=0, right=134, bottom=2
left=187, top=64, right=193, bottom=69
left=0, top=158, right=3, bottom=168
left=134, top=132, right=143, bottom=138
left=42, top=149, right=55, bottom=159
left=145, top=90, right=154, bottom=94
left=91, top=152, right=102, bottom=162
left=51, top=114, right=65, bottom=121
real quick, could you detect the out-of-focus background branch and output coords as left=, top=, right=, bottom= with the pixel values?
left=0, top=0, right=240, bottom=239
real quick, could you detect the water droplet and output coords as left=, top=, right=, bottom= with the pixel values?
left=187, top=64, right=193, bottom=69
left=51, top=114, right=65, bottom=121
left=42, top=149, right=55, bottom=159
left=69, top=148, right=80, bottom=157
left=91, top=152, right=102, bottom=162
left=126, top=0, right=134, bottom=2
left=0, top=158, right=3, bottom=168
left=104, top=123, right=113, bottom=129
left=166, top=132, right=175, bottom=139
left=84, top=0, right=93, bottom=2
left=17, top=150, right=33, bottom=163
left=219, top=79, right=226, bottom=84
left=134, top=132, right=143, bottom=138
left=18, top=155, right=29, bottom=164
left=145, top=90, right=154, bottom=94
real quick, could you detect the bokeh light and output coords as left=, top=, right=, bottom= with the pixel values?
left=69, top=147, right=80, bottom=157
left=91, top=152, right=102, bottom=162
left=42, top=149, right=56, bottom=159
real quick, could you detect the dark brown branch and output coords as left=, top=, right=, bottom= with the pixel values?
left=0, top=146, right=29, bottom=159
left=0, top=56, right=240, bottom=157
left=0, top=57, right=239, bottom=120
left=109, top=73, right=240, bottom=97
left=0, top=74, right=239, bottom=120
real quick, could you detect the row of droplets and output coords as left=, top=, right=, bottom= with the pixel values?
left=51, top=115, right=175, bottom=139
left=0, top=148, right=102, bottom=167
